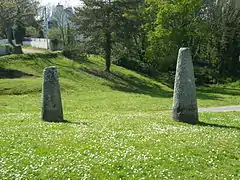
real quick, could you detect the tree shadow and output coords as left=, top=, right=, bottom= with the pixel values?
left=196, top=86, right=240, bottom=101
left=158, top=79, right=236, bottom=100
left=197, top=92, right=223, bottom=100
left=80, top=67, right=173, bottom=98
left=63, top=119, right=90, bottom=126
left=79, top=67, right=233, bottom=100
left=70, top=55, right=95, bottom=65
left=197, top=87, right=240, bottom=96
left=0, top=67, right=39, bottom=79
left=198, top=121, right=240, bottom=131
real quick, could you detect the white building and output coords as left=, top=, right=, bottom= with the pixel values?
left=50, top=4, right=75, bottom=29
left=216, top=0, right=240, bottom=9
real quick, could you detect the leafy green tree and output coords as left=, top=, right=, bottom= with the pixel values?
left=13, top=18, right=26, bottom=44
left=0, top=0, right=38, bottom=49
left=51, top=5, right=75, bottom=47
left=26, top=26, right=39, bottom=37
left=48, top=28, right=63, bottom=45
left=203, top=1, right=240, bottom=78
left=74, top=0, right=147, bottom=72
left=74, top=0, right=124, bottom=72
left=111, top=0, right=149, bottom=73
left=145, top=0, right=204, bottom=72
left=73, top=0, right=240, bottom=82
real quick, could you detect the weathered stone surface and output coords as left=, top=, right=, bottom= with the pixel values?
left=172, top=48, right=199, bottom=124
left=13, top=45, right=23, bottom=54
left=41, top=66, right=63, bottom=122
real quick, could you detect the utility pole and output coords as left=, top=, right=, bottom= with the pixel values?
left=43, top=6, right=49, bottom=49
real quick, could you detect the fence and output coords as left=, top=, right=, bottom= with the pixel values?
left=0, top=38, right=51, bottom=50
left=0, top=46, right=10, bottom=56
left=22, top=38, right=50, bottom=49
left=0, top=39, right=8, bottom=44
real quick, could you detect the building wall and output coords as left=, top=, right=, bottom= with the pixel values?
left=0, top=46, right=10, bottom=56
left=22, top=38, right=50, bottom=49
left=0, top=39, right=8, bottom=44
left=0, top=38, right=51, bottom=50
left=0, top=39, right=16, bottom=45
left=217, top=0, right=240, bottom=8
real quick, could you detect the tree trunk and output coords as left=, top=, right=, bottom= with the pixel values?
left=61, top=27, right=65, bottom=46
left=7, top=26, right=15, bottom=47
left=105, top=31, right=111, bottom=72
left=67, top=23, right=71, bottom=46
left=3, top=29, right=7, bottom=39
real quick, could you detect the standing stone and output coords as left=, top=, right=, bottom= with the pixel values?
left=13, top=45, right=23, bottom=54
left=172, top=48, right=199, bottom=124
left=41, top=66, right=63, bottom=122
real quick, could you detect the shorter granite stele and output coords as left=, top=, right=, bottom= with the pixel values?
left=41, top=66, right=63, bottom=122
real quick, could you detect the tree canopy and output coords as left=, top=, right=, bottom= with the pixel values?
left=0, top=0, right=39, bottom=44
left=71, top=0, right=240, bottom=83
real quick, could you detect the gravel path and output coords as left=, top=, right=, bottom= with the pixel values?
left=199, top=105, right=240, bottom=112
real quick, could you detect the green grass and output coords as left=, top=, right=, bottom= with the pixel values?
left=0, top=53, right=239, bottom=179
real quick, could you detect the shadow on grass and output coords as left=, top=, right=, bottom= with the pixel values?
left=70, top=55, right=95, bottom=65
left=196, top=85, right=240, bottom=101
left=46, top=119, right=90, bottom=126
left=62, top=119, right=90, bottom=126
left=198, top=121, right=240, bottom=131
left=197, top=92, right=222, bottom=101
left=0, top=67, right=39, bottom=79
left=79, top=67, right=227, bottom=100
left=80, top=67, right=173, bottom=98
left=198, top=87, right=240, bottom=96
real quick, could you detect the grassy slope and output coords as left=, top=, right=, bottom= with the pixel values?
left=0, top=53, right=239, bottom=179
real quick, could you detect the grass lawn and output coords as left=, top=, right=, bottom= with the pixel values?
left=0, top=53, right=239, bottom=179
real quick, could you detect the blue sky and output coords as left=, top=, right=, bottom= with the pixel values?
left=40, top=0, right=81, bottom=7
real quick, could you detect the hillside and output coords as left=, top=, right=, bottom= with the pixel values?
left=0, top=53, right=239, bottom=179
left=0, top=53, right=239, bottom=113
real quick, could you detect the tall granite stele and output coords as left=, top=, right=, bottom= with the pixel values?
left=172, top=48, right=199, bottom=124
left=41, top=66, right=63, bottom=122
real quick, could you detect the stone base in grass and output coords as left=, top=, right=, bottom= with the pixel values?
left=173, top=106, right=199, bottom=124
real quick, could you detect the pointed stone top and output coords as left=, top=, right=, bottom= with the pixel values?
left=179, top=47, right=190, bottom=50
left=179, top=47, right=191, bottom=53
left=173, top=47, right=198, bottom=124
left=44, top=66, right=57, bottom=70
left=177, top=48, right=192, bottom=63
left=43, top=66, right=59, bottom=82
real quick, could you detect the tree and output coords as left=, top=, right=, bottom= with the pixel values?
left=13, top=18, right=26, bottom=44
left=0, top=0, right=38, bottom=50
left=144, top=0, right=240, bottom=83
left=74, top=0, right=122, bottom=72
left=51, top=4, right=75, bottom=47
left=145, top=0, right=204, bottom=72
left=72, top=0, right=239, bottom=82
left=204, top=1, right=240, bottom=78
left=48, top=28, right=63, bottom=49
left=111, top=0, right=149, bottom=74
left=74, top=0, right=146, bottom=72
left=26, top=26, right=39, bottom=37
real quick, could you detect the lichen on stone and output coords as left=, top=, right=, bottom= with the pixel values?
left=41, top=66, right=63, bottom=122
left=172, top=48, right=199, bottom=124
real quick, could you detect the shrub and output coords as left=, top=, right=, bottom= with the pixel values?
left=62, top=46, right=87, bottom=60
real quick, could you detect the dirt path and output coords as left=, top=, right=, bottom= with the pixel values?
left=199, top=105, right=240, bottom=112
left=22, top=48, right=46, bottom=54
